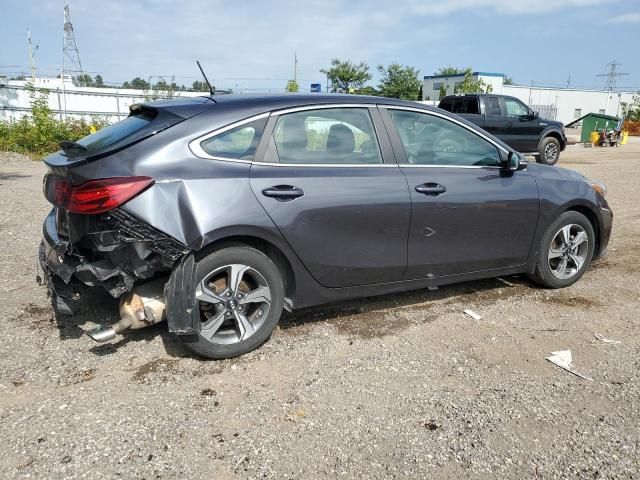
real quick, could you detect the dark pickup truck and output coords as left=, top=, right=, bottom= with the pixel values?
left=438, top=94, right=566, bottom=164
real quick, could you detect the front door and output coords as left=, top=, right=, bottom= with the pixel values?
left=250, top=106, right=410, bottom=288
left=501, top=97, right=541, bottom=152
left=381, top=107, right=540, bottom=279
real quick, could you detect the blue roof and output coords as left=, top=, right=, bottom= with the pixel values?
left=423, top=71, right=505, bottom=80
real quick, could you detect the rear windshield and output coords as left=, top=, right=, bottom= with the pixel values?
left=75, top=114, right=152, bottom=153
left=61, top=107, right=183, bottom=158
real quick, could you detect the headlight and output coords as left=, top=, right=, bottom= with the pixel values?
left=588, top=181, right=607, bottom=198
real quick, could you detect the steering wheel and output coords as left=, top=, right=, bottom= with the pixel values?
left=436, top=137, right=464, bottom=153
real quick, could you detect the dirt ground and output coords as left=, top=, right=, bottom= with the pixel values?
left=0, top=140, right=639, bottom=479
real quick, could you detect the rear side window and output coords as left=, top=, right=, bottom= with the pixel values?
left=451, top=97, right=479, bottom=114
left=484, top=97, right=502, bottom=116
left=439, top=98, right=453, bottom=112
left=199, top=117, right=267, bottom=160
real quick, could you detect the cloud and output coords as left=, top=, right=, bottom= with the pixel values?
left=606, top=12, right=640, bottom=23
left=11, top=0, right=615, bottom=88
left=404, top=0, right=605, bottom=15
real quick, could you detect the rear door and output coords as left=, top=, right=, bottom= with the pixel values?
left=380, top=106, right=539, bottom=279
left=481, top=95, right=507, bottom=138
left=250, top=105, right=411, bottom=288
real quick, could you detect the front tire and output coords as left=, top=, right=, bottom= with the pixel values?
left=529, top=211, right=595, bottom=288
left=538, top=136, right=561, bottom=165
left=178, top=246, right=285, bottom=359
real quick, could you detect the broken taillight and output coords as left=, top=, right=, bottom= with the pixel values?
left=44, top=175, right=154, bottom=214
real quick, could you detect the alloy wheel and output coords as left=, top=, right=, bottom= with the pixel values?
left=544, top=142, right=559, bottom=163
left=195, top=264, right=272, bottom=344
left=547, top=224, right=589, bottom=280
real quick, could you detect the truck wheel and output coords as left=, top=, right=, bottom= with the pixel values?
left=538, top=137, right=561, bottom=165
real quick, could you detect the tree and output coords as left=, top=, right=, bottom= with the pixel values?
left=320, top=59, right=372, bottom=93
left=435, top=66, right=463, bottom=75
left=623, top=92, right=640, bottom=121
left=503, top=75, right=513, bottom=85
left=145, top=79, right=177, bottom=100
left=94, top=74, right=104, bottom=87
left=129, top=77, right=150, bottom=90
left=358, top=85, right=380, bottom=96
left=377, top=63, right=421, bottom=100
left=285, top=79, right=299, bottom=92
left=453, top=68, right=493, bottom=94
left=438, top=84, right=448, bottom=100
left=192, top=80, right=208, bottom=92
left=74, top=73, right=93, bottom=87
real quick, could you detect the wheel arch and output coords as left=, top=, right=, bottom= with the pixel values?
left=542, top=129, right=566, bottom=149
left=197, top=231, right=297, bottom=303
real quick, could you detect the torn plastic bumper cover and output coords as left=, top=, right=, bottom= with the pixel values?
left=38, top=207, right=190, bottom=318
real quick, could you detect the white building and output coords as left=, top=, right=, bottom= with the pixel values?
left=0, top=76, right=209, bottom=122
left=422, top=72, right=636, bottom=124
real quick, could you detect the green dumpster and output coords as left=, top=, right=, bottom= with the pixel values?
left=566, top=113, right=622, bottom=143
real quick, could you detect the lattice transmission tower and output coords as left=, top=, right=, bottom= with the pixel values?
left=596, top=59, right=628, bottom=91
left=62, top=1, right=85, bottom=86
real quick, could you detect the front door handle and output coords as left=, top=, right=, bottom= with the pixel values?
left=415, top=183, right=446, bottom=195
left=262, top=185, right=304, bottom=201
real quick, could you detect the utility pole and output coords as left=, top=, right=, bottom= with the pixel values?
left=27, top=28, right=38, bottom=83
left=63, top=1, right=85, bottom=87
left=597, top=59, right=628, bottom=91
left=565, top=74, right=571, bottom=89
left=294, top=52, right=298, bottom=84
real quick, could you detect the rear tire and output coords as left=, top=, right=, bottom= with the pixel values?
left=538, top=136, right=561, bottom=165
left=178, top=246, right=285, bottom=359
left=529, top=211, right=595, bottom=288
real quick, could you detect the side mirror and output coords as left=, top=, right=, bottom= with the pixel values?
left=503, top=151, right=520, bottom=171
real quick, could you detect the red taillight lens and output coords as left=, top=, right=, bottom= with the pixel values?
left=44, top=176, right=72, bottom=208
left=44, top=175, right=153, bottom=214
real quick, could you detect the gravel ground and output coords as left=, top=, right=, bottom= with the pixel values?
left=0, top=141, right=639, bottom=479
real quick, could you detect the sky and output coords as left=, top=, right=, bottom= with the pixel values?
left=1, top=0, right=639, bottom=92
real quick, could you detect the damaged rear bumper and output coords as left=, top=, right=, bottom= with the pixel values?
left=38, top=208, right=190, bottom=316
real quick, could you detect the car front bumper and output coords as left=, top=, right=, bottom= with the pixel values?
left=596, top=206, right=613, bottom=258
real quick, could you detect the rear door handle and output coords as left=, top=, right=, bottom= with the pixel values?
left=415, top=183, right=446, bottom=195
left=262, top=185, right=304, bottom=201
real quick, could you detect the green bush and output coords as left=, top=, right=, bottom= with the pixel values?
left=0, top=87, right=110, bottom=157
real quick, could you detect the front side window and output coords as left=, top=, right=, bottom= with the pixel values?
left=389, top=110, right=501, bottom=167
left=270, top=108, right=382, bottom=164
left=504, top=98, right=529, bottom=117
left=199, top=117, right=267, bottom=160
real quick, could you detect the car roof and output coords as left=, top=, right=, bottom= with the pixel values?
left=202, top=92, right=432, bottom=110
